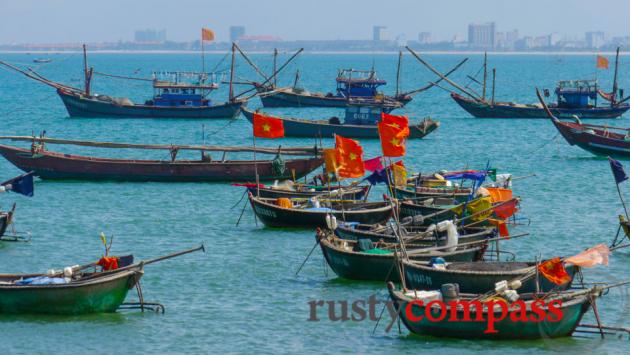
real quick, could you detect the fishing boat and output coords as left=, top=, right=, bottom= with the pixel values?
left=316, top=229, right=486, bottom=281
left=402, top=259, right=577, bottom=294
left=406, top=46, right=630, bottom=119
left=249, top=194, right=393, bottom=228
left=237, top=182, right=369, bottom=200
left=334, top=222, right=496, bottom=246
left=0, top=135, right=323, bottom=182
left=387, top=282, right=600, bottom=339
left=537, top=88, right=630, bottom=157
left=0, top=245, right=203, bottom=314
left=0, top=208, right=13, bottom=239
left=245, top=49, right=468, bottom=111
left=394, top=185, right=472, bottom=202
left=0, top=44, right=246, bottom=119
left=32, top=58, right=52, bottom=63
left=241, top=106, right=439, bottom=139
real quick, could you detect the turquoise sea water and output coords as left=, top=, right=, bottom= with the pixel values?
left=0, top=52, right=629, bottom=354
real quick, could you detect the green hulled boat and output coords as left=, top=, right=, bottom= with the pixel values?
left=388, top=282, right=596, bottom=339
left=317, top=229, right=485, bottom=282
left=0, top=264, right=143, bottom=314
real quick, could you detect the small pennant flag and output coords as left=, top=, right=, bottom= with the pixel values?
left=596, top=55, right=609, bottom=69
left=253, top=112, right=284, bottom=139
left=1, top=171, right=34, bottom=197
left=202, top=28, right=215, bottom=42
left=609, top=157, right=628, bottom=184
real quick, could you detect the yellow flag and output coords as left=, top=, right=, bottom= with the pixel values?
left=452, top=196, right=493, bottom=221
left=202, top=28, right=215, bottom=42
left=323, top=149, right=338, bottom=174
left=392, top=163, right=407, bottom=187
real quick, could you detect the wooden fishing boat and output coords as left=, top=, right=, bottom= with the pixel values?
left=249, top=194, right=392, bottom=228
left=0, top=209, right=12, bottom=238
left=0, top=136, right=323, bottom=182
left=241, top=107, right=439, bottom=139
left=388, top=282, right=602, bottom=339
left=317, top=229, right=486, bottom=281
left=0, top=245, right=203, bottom=314
left=402, top=259, right=577, bottom=294
left=0, top=264, right=143, bottom=314
left=241, top=183, right=369, bottom=200
left=0, top=44, right=246, bottom=119
left=398, top=198, right=461, bottom=223
left=334, top=223, right=495, bottom=246
left=393, top=185, right=472, bottom=203
left=405, top=46, right=630, bottom=119
left=33, top=58, right=52, bottom=63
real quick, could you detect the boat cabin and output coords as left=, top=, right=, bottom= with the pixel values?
left=335, top=69, right=387, bottom=98
left=554, top=80, right=598, bottom=109
left=343, top=105, right=384, bottom=125
left=150, top=71, right=218, bottom=107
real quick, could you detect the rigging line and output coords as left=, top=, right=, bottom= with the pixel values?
left=203, top=118, right=236, bottom=138
left=210, top=51, right=230, bottom=73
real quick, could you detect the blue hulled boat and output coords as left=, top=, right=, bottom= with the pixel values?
left=241, top=106, right=439, bottom=139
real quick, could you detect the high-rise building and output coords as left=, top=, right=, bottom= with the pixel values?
left=134, top=29, right=167, bottom=43
left=586, top=31, right=606, bottom=49
left=373, top=26, right=388, bottom=41
left=468, top=22, right=496, bottom=49
left=418, top=32, right=431, bottom=44
left=230, top=26, right=246, bottom=43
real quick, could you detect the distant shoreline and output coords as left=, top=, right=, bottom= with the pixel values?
left=0, top=50, right=627, bottom=56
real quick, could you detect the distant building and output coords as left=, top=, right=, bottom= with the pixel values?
left=230, top=26, right=246, bottom=43
left=549, top=33, right=562, bottom=47
left=373, top=26, right=388, bottom=41
left=586, top=31, right=606, bottom=49
left=468, top=22, right=495, bottom=49
left=134, top=29, right=166, bottom=43
left=418, top=32, right=431, bottom=44
left=515, top=36, right=533, bottom=50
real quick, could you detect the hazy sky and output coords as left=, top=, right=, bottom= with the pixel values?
left=0, top=0, right=627, bottom=43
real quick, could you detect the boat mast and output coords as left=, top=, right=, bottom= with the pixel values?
left=612, top=46, right=620, bottom=106
left=395, top=50, right=402, bottom=97
left=293, top=69, right=300, bottom=88
left=491, top=68, right=496, bottom=105
left=481, top=52, right=488, bottom=101
left=229, top=43, right=236, bottom=102
left=273, top=48, right=278, bottom=88
left=201, top=32, right=206, bottom=74
left=82, top=44, right=92, bottom=96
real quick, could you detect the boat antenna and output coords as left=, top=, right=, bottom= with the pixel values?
left=395, top=50, right=402, bottom=97
left=482, top=51, right=488, bottom=102
left=612, top=46, right=620, bottom=107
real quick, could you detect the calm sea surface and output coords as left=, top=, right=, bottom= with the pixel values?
left=0, top=52, right=628, bottom=354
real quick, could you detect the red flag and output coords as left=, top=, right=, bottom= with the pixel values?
left=363, top=156, right=384, bottom=172
left=253, top=112, right=284, bottom=139
left=538, top=257, right=572, bottom=285
left=381, top=112, right=409, bottom=133
left=378, top=121, right=409, bottom=157
left=493, top=199, right=518, bottom=219
left=335, top=135, right=365, bottom=178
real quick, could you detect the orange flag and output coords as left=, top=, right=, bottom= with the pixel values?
left=597, top=55, right=609, bottom=69
left=323, top=148, right=338, bottom=174
left=565, top=244, right=610, bottom=267
left=202, top=28, right=215, bottom=42
left=381, top=112, right=409, bottom=132
left=253, top=112, right=284, bottom=138
left=538, top=257, right=572, bottom=285
left=493, top=199, right=518, bottom=219
left=378, top=121, right=409, bottom=157
left=335, top=135, right=365, bottom=178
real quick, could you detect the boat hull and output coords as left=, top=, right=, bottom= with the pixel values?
left=258, top=89, right=406, bottom=112
left=58, top=90, right=245, bottom=119
left=403, top=260, right=577, bottom=294
left=452, top=93, right=629, bottom=119
left=0, top=145, right=323, bottom=182
left=552, top=118, right=630, bottom=158
left=388, top=284, right=592, bottom=339
left=0, top=268, right=142, bottom=314
left=334, top=225, right=495, bottom=246
left=249, top=197, right=393, bottom=228
left=242, top=109, right=438, bottom=138
left=247, top=185, right=369, bottom=200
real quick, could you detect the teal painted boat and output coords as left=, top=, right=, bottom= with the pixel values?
left=317, top=229, right=485, bottom=282
left=388, top=282, right=596, bottom=339
left=0, top=265, right=143, bottom=314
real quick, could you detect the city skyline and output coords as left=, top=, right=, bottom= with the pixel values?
left=1, top=0, right=629, bottom=44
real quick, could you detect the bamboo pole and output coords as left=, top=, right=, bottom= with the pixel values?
left=401, top=58, right=468, bottom=96
left=612, top=47, right=620, bottom=106
left=229, top=43, right=236, bottom=102
left=482, top=52, right=487, bottom=101
left=491, top=68, right=496, bottom=105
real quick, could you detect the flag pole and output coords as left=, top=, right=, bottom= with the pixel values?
left=201, top=31, right=206, bottom=74
left=615, top=180, right=628, bottom=219
left=609, top=156, right=629, bottom=219
left=253, top=134, right=259, bottom=197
